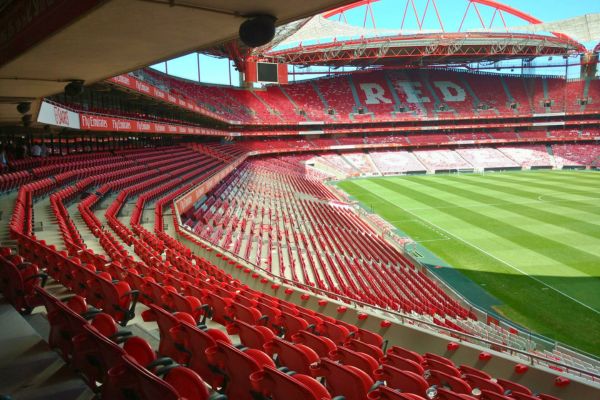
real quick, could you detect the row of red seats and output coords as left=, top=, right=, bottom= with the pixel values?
left=36, top=286, right=214, bottom=399
left=186, top=157, right=470, bottom=319
left=136, top=68, right=600, bottom=125
left=29, top=145, right=478, bottom=400
left=6, top=151, right=115, bottom=173
left=0, top=247, right=47, bottom=313
left=174, top=227, right=564, bottom=400
left=1, top=143, right=580, bottom=399
left=29, top=148, right=360, bottom=400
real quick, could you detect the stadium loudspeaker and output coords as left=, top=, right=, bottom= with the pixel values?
left=64, top=80, right=85, bottom=97
left=239, top=15, right=276, bottom=48
left=16, top=102, right=31, bottom=114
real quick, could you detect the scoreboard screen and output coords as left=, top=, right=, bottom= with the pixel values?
left=257, top=62, right=278, bottom=83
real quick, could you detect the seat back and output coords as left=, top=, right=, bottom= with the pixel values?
left=170, top=320, right=229, bottom=387
left=292, top=329, right=337, bottom=358
left=463, top=374, right=504, bottom=395
left=72, top=324, right=127, bottom=388
left=201, top=291, right=233, bottom=325
left=318, top=320, right=350, bottom=345
left=163, top=291, right=202, bottom=322
left=228, top=319, right=274, bottom=350
left=264, top=337, right=319, bottom=375
left=479, top=389, right=513, bottom=400
left=511, top=393, right=550, bottom=400
left=102, top=355, right=208, bottom=400
left=426, top=358, right=461, bottom=377
left=426, top=370, right=472, bottom=395
left=278, top=311, right=309, bottom=339
left=388, top=345, right=424, bottom=364
left=310, top=357, right=374, bottom=400
left=206, top=341, right=275, bottom=400
left=424, top=353, right=455, bottom=366
left=458, top=365, right=491, bottom=380
left=436, top=387, right=477, bottom=400
left=227, top=301, right=262, bottom=325
left=381, top=352, right=425, bottom=375
left=373, top=364, right=428, bottom=396
left=354, top=328, right=384, bottom=347
left=142, top=304, right=193, bottom=361
left=36, top=287, right=87, bottom=360
left=496, top=378, right=532, bottom=395
left=329, top=346, right=379, bottom=378
left=368, top=386, right=427, bottom=400
left=250, top=365, right=331, bottom=400
left=345, top=338, right=384, bottom=360
left=95, top=275, right=138, bottom=325
left=1, top=254, right=45, bottom=313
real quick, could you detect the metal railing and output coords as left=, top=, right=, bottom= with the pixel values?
left=171, top=153, right=600, bottom=383
left=176, top=222, right=600, bottom=383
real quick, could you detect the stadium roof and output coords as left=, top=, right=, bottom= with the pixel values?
left=270, top=13, right=600, bottom=50
left=0, top=0, right=355, bottom=126
left=240, top=0, right=588, bottom=68
left=272, top=15, right=398, bottom=47
left=507, top=13, right=600, bottom=43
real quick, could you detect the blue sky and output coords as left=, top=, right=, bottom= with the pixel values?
left=151, top=0, right=600, bottom=85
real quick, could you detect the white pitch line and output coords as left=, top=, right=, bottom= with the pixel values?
left=366, top=190, right=600, bottom=315
left=415, top=238, right=452, bottom=243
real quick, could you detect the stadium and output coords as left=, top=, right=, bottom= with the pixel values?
left=0, top=0, right=599, bottom=399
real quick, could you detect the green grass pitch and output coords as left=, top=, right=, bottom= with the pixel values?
left=337, top=170, right=600, bottom=356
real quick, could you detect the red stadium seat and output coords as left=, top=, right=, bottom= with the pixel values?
left=368, top=385, right=427, bottom=400
left=227, top=319, right=275, bottom=350
left=205, top=340, right=276, bottom=400
left=250, top=365, right=333, bottom=400
left=373, top=364, right=429, bottom=397
left=0, top=250, right=47, bottom=314
left=101, top=354, right=210, bottom=400
left=169, top=318, right=231, bottom=387
left=292, top=329, right=337, bottom=358
left=329, top=346, right=379, bottom=378
left=310, top=357, right=374, bottom=400
left=264, top=336, right=320, bottom=375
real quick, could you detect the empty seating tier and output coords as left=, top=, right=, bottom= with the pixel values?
left=2, top=142, right=599, bottom=400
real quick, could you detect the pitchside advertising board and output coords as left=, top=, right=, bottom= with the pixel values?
left=37, top=101, right=81, bottom=129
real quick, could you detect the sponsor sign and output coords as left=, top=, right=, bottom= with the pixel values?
left=37, top=101, right=80, bottom=129
left=78, top=113, right=226, bottom=135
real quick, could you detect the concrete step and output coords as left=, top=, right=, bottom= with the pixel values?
left=0, top=299, right=94, bottom=400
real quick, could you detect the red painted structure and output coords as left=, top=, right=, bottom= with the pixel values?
left=254, top=0, right=585, bottom=67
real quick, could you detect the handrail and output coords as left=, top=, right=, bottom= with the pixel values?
left=172, top=152, right=600, bottom=382
left=334, top=183, right=558, bottom=351
left=176, top=222, right=600, bottom=382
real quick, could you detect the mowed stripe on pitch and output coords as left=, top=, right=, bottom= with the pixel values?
left=337, top=173, right=600, bottom=353
left=346, top=176, right=600, bottom=310
left=483, top=172, right=600, bottom=200
left=371, top=178, right=599, bottom=282
left=442, top=174, right=600, bottom=223
left=376, top=177, right=600, bottom=278
left=400, top=175, right=600, bottom=254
